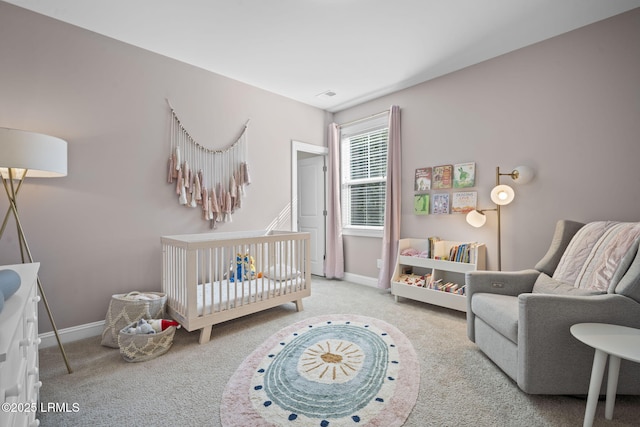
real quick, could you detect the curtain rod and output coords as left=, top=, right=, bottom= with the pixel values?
left=338, top=109, right=390, bottom=128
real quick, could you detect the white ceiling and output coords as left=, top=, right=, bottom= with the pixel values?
left=5, top=0, right=640, bottom=112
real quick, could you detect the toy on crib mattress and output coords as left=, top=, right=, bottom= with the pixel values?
left=229, top=253, right=263, bottom=281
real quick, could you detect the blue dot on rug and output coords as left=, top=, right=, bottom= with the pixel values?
left=220, top=314, right=420, bottom=427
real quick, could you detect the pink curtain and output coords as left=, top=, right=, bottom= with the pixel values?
left=325, top=123, right=344, bottom=279
left=378, top=106, right=401, bottom=288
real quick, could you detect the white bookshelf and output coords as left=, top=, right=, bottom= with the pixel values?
left=391, top=239, right=485, bottom=312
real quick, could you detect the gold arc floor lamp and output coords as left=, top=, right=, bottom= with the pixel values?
left=0, top=127, right=72, bottom=374
left=466, top=165, right=534, bottom=271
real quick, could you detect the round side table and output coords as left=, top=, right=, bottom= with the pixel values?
left=570, top=323, right=640, bottom=427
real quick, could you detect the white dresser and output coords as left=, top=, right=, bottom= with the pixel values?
left=0, top=263, right=41, bottom=427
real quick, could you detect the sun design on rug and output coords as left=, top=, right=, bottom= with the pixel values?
left=297, top=339, right=364, bottom=384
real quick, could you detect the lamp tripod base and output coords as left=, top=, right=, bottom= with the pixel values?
left=36, top=277, right=73, bottom=374
left=1, top=172, right=72, bottom=374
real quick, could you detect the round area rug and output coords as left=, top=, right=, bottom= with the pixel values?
left=220, top=314, right=420, bottom=427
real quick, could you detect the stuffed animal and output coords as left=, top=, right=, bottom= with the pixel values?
left=148, top=319, right=181, bottom=333
left=244, top=254, right=255, bottom=278
left=243, top=254, right=264, bottom=279
left=229, top=253, right=245, bottom=282
left=126, top=319, right=155, bottom=334
left=230, top=253, right=262, bottom=281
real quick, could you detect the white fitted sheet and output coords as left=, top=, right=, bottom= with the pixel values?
left=196, top=277, right=304, bottom=315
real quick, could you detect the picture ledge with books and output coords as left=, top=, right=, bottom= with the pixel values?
left=413, top=161, right=477, bottom=216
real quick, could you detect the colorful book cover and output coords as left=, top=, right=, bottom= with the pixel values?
left=431, top=192, right=450, bottom=214
left=428, top=237, right=440, bottom=259
left=453, top=162, right=476, bottom=188
left=414, top=194, right=429, bottom=215
left=451, top=191, right=477, bottom=214
left=432, top=165, right=453, bottom=189
left=414, top=167, right=432, bottom=192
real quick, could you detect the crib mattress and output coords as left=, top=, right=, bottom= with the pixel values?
left=196, top=278, right=304, bottom=315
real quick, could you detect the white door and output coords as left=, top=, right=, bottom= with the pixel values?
left=298, top=155, right=326, bottom=276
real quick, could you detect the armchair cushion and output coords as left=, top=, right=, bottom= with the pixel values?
left=471, top=294, right=518, bottom=343
left=532, top=273, right=604, bottom=296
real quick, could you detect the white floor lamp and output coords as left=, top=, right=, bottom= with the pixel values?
left=0, top=127, right=72, bottom=374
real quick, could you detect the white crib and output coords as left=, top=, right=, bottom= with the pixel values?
left=161, top=230, right=311, bottom=343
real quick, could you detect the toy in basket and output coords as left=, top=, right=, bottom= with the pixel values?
left=118, top=318, right=180, bottom=362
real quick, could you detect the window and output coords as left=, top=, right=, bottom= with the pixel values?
left=340, top=115, right=389, bottom=236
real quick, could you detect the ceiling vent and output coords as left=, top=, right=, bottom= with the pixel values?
left=316, top=90, right=337, bottom=99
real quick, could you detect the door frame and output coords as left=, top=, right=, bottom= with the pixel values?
left=291, top=140, right=328, bottom=232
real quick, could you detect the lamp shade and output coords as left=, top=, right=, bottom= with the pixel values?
left=491, top=184, right=515, bottom=205
left=512, top=165, right=534, bottom=184
left=466, top=209, right=487, bottom=228
left=0, top=128, right=67, bottom=178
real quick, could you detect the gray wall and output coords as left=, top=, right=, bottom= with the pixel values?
left=1, top=3, right=639, bottom=332
left=334, top=8, right=640, bottom=278
left=0, top=3, right=328, bottom=332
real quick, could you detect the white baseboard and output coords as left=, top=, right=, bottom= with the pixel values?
left=39, top=320, right=104, bottom=348
left=343, top=272, right=379, bottom=288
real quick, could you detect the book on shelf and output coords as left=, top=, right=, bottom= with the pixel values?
left=453, top=162, right=476, bottom=188
left=431, top=192, right=450, bottom=214
left=428, top=236, right=441, bottom=259
left=431, top=241, right=477, bottom=263
left=414, top=167, right=432, bottom=192
left=414, top=194, right=429, bottom=215
left=451, top=191, right=477, bottom=214
left=426, top=279, right=466, bottom=295
left=397, top=273, right=426, bottom=287
left=449, top=243, right=478, bottom=263
left=432, top=240, right=450, bottom=260
left=448, top=244, right=467, bottom=262
left=432, top=164, right=453, bottom=189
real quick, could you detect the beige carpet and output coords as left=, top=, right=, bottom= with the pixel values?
left=39, top=277, right=640, bottom=426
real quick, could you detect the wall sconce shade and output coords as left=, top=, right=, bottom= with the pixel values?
left=490, top=184, right=515, bottom=205
left=0, top=128, right=67, bottom=178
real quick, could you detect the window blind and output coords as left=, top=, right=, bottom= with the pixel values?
left=341, top=126, right=388, bottom=228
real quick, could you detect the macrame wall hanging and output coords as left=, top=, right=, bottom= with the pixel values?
left=166, top=102, right=251, bottom=229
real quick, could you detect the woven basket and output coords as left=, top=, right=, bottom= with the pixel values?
left=117, top=322, right=176, bottom=362
left=101, top=291, right=167, bottom=348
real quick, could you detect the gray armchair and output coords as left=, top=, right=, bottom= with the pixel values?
left=466, top=220, right=640, bottom=395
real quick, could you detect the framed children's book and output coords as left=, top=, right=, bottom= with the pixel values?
left=453, top=162, right=476, bottom=188
left=431, top=192, right=450, bottom=214
left=451, top=191, right=477, bottom=213
left=414, top=167, right=432, bottom=192
left=432, top=165, right=453, bottom=189
left=414, top=194, right=429, bottom=215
